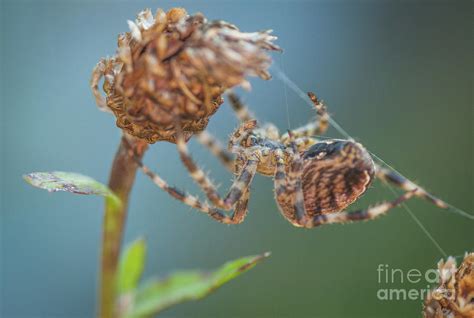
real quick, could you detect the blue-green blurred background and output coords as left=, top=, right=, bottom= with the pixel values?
left=1, top=1, right=472, bottom=317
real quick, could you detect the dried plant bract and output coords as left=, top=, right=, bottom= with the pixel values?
left=91, top=8, right=280, bottom=143
left=424, top=253, right=474, bottom=318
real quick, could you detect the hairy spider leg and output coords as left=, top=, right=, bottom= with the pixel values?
left=375, top=165, right=449, bottom=209
left=273, top=148, right=307, bottom=225
left=176, top=122, right=258, bottom=210
left=197, top=91, right=325, bottom=172
left=305, top=190, right=417, bottom=228
left=280, top=92, right=330, bottom=144
left=227, top=120, right=258, bottom=152
left=124, top=141, right=254, bottom=224
left=227, top=91, right=256, bottom=122
left=231, top=187, right=251, bottom=224
left=196, top=93, right=257, bottom=171
left=291, top=136, right=318, bottom=153
left=196, top=130, right=235, bottom=171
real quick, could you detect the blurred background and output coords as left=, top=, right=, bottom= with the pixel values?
left=1, top=0, right=472, bottom=317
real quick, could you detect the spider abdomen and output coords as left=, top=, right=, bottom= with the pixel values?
left=301, top=141, right=375, bottom=215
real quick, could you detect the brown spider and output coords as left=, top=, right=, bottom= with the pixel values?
left=131, top=92, right=450, bottom=227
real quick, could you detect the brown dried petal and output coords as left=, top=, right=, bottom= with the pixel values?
left=91, top=7, right=280, bottom=143
left=424, top=253, right=474, bottom=318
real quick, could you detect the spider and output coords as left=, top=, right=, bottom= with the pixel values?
left=130, top=91, right=450, bottom=228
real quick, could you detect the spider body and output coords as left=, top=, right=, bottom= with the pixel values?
left=234, top=124, right=283, bottom=176
left=228, top=118, right=377, bottom=227
left=131, top=91, right=450, bottom=228
left=300, top=140, right=375, bottom=215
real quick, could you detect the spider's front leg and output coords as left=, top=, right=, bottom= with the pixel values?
left=196, top=114, right=259, bottom=173
left=227, top=91, right=255, bottom=123
left=197, top=93, right=281, bottom=173
left=125, top=142, right=253, bottom=224
left=176, top=122, right=258, bottom=210
left=196, top=130, right=235, bottom=172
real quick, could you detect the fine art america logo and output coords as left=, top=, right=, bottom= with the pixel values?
left=376, top=264, right=439, bottom=301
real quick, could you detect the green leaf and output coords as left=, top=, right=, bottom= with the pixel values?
left=23, top=171, right=120, bottom=206
left=125, top=252, right=270, bottom=317
left=118, top=238, right=147, bottom=294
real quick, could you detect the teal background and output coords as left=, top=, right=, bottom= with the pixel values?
left=1, top=1, right=472, bottom=317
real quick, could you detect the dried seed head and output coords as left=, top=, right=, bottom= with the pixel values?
left=424, top=253, right=474, bottom=318
left=91, top=8, right=280, bottom=143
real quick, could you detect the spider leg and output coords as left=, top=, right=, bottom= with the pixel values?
left=231, top=188, right=251, bottom=224
left=196, top=122, right=265, bottom=173
left=280, top=91, right=329, bottom=144
left=196, top=130, right=235, bottom=172
left=304, top=190, right=417, bottom=228
left=176, top=125, right=258, bottom=210
left=228, top=119, right=258, bottom=153
left=197, top=93, right=280, bottom=171
left=126, top=145, right=252, bottom=224
left=273, top=149, right=307, bottom=225
left=227, top=91, right=255, bottom=122
left=375, top=164, right=449, bottom=209
left=293, top=136, right=317, bottom=152
left=195, top=105, right=260, bottom=172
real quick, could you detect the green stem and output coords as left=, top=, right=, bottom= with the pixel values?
left=99, top=135, right=148, bottom=318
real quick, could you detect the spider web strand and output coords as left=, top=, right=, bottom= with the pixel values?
left=279, top=54, right=291, bottom=130
left=271, top=63, right=352, bottom=140
left=384, top=182, right=448, bottom=258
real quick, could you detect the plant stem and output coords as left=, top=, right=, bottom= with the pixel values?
left=100, top=135, right=148, bottom=318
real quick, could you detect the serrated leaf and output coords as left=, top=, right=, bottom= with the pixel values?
left=23, top=171, right=120, bottom=206
left=124, top=252, right=270, bottom=317
left=118, top=238, right=147, bottom=294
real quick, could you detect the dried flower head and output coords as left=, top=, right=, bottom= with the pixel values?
left=91, top=8, right=280, bottom=143
left=424, top=252, right=474, bottom=318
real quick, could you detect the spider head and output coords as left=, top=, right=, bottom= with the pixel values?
left=301, top=140, right=375, bottom=214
